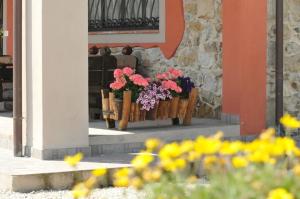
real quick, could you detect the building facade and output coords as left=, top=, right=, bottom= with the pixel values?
left=1, top=0, right=299, bottom=159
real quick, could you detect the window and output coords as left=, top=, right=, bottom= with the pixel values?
left=88, top=0, right=160, bottom=32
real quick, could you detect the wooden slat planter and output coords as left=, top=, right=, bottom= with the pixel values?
left=101, top=88, right=199, bottom=130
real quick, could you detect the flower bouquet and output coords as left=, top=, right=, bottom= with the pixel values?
left=101, top=67, right=198, bottom=130
left=137, top=82, right=172, bottom=120
left=156, top=68, right=184, bottom=119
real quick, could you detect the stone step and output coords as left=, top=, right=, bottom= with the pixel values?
left=89, top=119, right=241, bottom=156
left=0, top=149, right=132, bottom=192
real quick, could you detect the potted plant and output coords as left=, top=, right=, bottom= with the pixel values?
left=137, top=82, right=172, bottom=120
left=109, top=67, right=149, bottom=122
left=156, top=68, right=183, bottom=119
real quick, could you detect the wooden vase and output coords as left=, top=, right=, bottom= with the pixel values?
left=130, top=103, right=141, bottom=122
left=177, top=98, right=189, bottom=120
left=114, top=99, right=123, bottom=121
left=146, top=103, right=159, bottom=120
left=119, top=91, right=132, bottom=130
left=183, top=88, right=199, bottom=126
left=157, top=100, right=170, bottom=120
left=101, top=90, right=110, bottom=119
left=169, top=97, right=180, bottom=118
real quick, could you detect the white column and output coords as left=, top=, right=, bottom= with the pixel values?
left=26, top=0, right=89, bottom=159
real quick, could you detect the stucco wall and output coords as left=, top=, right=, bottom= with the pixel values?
left=110, top=0, right=223, bottom=118
left=267, top=0, right=300, bottom=125
left=26, top=0, right=89, bottom=157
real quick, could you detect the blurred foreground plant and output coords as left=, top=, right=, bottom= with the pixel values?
left=67, top=113, right=300, bottom=199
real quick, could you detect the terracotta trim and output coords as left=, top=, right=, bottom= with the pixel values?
left=89, top=0, right=185, bottom=59
left=89, top=30, right=160, bottom=35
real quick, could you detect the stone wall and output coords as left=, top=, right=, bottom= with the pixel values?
left=267, top=0, right=300, bottom=125
left=112, top=0, right=223, bottom=118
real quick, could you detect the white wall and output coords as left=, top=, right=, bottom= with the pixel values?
left=26, top=0, right=89, bottom=153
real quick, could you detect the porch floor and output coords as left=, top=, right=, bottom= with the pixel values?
left=0, top=148, right=131, bottom=192
left=88, top=118, right=240, bottom=155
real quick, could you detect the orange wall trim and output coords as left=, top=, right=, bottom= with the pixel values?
left=88, top=0, right=185, bottom=59
left=7, top=0, right=13, bottom=56
left=223, top=0, right=267, bottom=135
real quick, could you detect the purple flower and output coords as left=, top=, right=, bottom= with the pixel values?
left=137, top=83, right=172, bottom=111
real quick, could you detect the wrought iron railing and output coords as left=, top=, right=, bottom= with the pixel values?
left=88, top=0, right=160, bottom=32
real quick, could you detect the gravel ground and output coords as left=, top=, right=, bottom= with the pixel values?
left=0, top=188, right=142, bottom=199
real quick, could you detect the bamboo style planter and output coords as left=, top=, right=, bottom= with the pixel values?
left=101, top=88, right=199, bottom=130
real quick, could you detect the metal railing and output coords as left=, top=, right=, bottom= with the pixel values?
left=88, top=0, right=159, bottom=32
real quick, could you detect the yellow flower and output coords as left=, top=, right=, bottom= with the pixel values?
left=84, top=176, right=97, bottom=189
left=161, top=158, right=177, bottom=172
left=232, top=156, right=249, bottom=168
left=72, top=183, right=91, bottom=199
left=211, top=131, right=224, bottom=140
left=280, top=113, right=300, bottom=129
left=146, top=138, right=161, bottom=151
left=130, top=177, right=143, bottom=189
left=195, top=137, right=222, bottom=155
left=114, top=168, right=130, bottom=178
left=260, top=128, right=275, bottom=140
left=92, top=168, right=107, bottom=177
left=131, top=152, right=154, bottom=170
left=267, top=188, right=294, bottom=199
left=293, top=165, right=300, bottom=176
left=220, top=141, right=243, bottom=155
left=174, top=158, right=186, bottom=170
left=159, top=143, right=182, bottom=159
left=180, top=140, right=195, bottom=154
left=64, top=153, right=83, bottom=167
left=114, top=177, right=129, bottom=187
left=151, top=168, right=162, bottom=181
left=203, top=155, right=218, bottom=169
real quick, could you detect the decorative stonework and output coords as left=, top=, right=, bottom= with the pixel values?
left=267, top=0, right=300, bottom=125
left=111, top=0, right=223, bottom=118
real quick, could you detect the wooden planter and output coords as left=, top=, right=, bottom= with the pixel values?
left=146, top=103, right=159, bottom=120
left=169, top=97, right=180, bottom=118
left=157, top=100, right=171, bottom=120
left=101, top=88, right=199, bottom=130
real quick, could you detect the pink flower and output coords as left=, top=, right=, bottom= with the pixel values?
left=123, top=67, right=134, bottom=76
left=114, top=69, right=123, bottom=79
left=156, top=72, right=169, bottom=80
left=130, top=74, right=149, bottom=87
left=168, top=68, right=183, bottom=79
left=162, top=80, right=182, bottom=93
left=145, top=77, right=152, bottom=82
left=110, top=81, right=125, bottom=90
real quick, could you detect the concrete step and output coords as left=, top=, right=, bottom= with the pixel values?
left=0, top=149, right=132, bottom=192
left=89, top=119, right=240, bottom=156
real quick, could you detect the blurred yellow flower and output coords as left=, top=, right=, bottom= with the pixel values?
left=232, top=156, right=249, bottom=168
left=114, top=168, right=130, bottom=178
left=267, top=188, right=294, bottom=199
left=280, top=113, right=300, bottom=129
left=131, top=152, right=154, bottom=170
left=260, top=128, right=275, bottom=140
left=203, top=155, right=218, bottom=169
left=195, top=137, right=222, bottom=155
left=64, top=153, right=83, bottom=167
left=159, top=143, right=181, bottom=159
left=92, top=168, right=107, bottom=177
left=220, top=141, right=243, bottom=155
left=146, top=138, right=161, bottom=151
left=130, top=177, right=143, bottom=189
left=174, top=158, right=186, bottom=170
left=161, top=158, right=177, bottom=172
left=151, top=168, right=162, bottom=181
left=180, top=140, right=195, bottom=154
left=293, top=165, right=300, bottom=176
left=114, top=177, right=129, bottom=187
left=84, top=176, right=97, bottom=189
left=72, top=183, right=91, bottom=199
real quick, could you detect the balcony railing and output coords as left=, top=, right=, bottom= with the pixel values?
left=88, top=0, right=160, bottom=32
